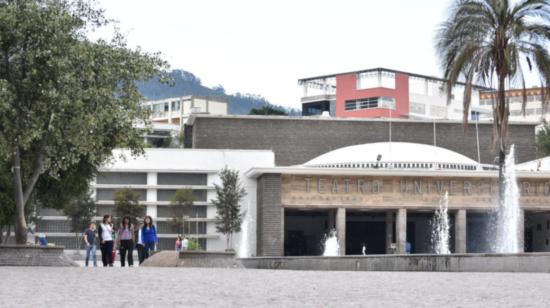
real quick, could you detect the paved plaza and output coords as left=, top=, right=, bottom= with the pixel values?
left=1, top=267, right=550, bottom=307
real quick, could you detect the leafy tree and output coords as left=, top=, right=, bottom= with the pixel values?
left=537, top=123, right=550, bottom=158
left=187, top=238, right=201, bottom=251
left=0, top=0, right=167, bottom=243
left=113, top=188, right=145, bottom=226
left=212, top=167, right=246, bottom=251
left=63, top=194, right=96, bottom=251
left=169, top=189, right=195, bottom=235
left=436, top=0, right=550, bottom=205
left=249, top=104, right=288, bottom=116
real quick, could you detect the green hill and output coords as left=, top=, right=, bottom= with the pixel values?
left=137, top=69, right=299, bottom=115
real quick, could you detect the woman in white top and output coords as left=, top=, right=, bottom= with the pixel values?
left=98, top=215, right=114, bottom=267
left=135, top=222, right=145, bottom=264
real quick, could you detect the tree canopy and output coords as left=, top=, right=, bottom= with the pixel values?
left=436, top=0, right=550, bottom=202
left=113, top=188, right=145, bottom=226
left=537, top=122, right=550, bottom=158
left=0, top=0, right=168, bottom=243
left=249, top=104, right=288, bottom=116
left=169, top=189, right=196, bottom=235
left=212, top=167, right=246, bottom=250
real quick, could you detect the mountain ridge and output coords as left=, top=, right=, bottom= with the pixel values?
left=137, top=69, right=299, bottom=115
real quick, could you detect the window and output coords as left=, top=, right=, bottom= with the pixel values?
left=409, top=77, right=426, bottom=95
left=344, top=97, right=396, bottom=111
left=380, top=71, right=396, bottom=89
left=430, top=105, right=447, bottom=117
left=171, top=101, right=181, bottom=111
left=410, top=102, right=426, bottom=114
left=357, top=71, right=395, bottom=89
left=357, top=72, right=379, bottom=89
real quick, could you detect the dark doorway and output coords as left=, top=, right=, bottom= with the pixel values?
left=346, top=211, right=386, bottom=255
left=284, top=209, right=330, bottom=256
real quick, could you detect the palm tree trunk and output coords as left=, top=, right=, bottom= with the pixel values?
left=497, top=74, right=507, bottom=208
left=498, top=150, right=506, bottom=206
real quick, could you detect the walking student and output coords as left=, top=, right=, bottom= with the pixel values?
left=175, top=235, right=183, bottom=252
left=98, top=215, right=114, bottom=267
left=135, top=222, right=145, bottom=264
left=141, top=216, right=158, bottom=261
left=83, top=222, right=98, bottom=267
left=117, top=216, right=135, bottom=267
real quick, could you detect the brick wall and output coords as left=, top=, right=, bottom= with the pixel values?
left=257, top=174, right=283, bottom=256
left=186, top=116, right=536, bottom=166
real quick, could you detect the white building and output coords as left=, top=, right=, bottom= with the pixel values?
left=38, top=148, right=274, bottom=252
left=480, top=88, right=550, bottom=123
left=144, top=95, right=228, bottom=127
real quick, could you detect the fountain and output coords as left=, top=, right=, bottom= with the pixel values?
left=431, top=191, right=451, bottom=254
left=322, top=229, right=340, bottom=257
left=495, top=144, right=521, bottom=253
left=238, top=211, right=253, bottom=258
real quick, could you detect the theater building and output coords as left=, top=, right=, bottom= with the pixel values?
left=247, top=142, right=550, bottom=256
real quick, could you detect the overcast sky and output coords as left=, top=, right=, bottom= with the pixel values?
left=95, top=0, right=453, bottom=108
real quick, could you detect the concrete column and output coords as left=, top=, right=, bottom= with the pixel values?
left=385, top=211, right=394, bottom=254
left=518, top=209, right=525, bottom=253
left=167, top=101, right=172, bottom=124
left=336, top=207, right=346, bottom=256
left=146, top=172, right=158, bottom=220
left=455, top=209, right=467, bottom=254
left=396, top=208, right=407, bottom=254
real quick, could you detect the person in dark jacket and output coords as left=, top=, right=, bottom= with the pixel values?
left=141, top=216, right=158, bottom=261
left=117, top=216, right=135, bottom=267
left=98, top=215, right=114, bottom=267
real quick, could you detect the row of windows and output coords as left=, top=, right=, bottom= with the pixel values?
left=156, top=221, right=207, bottom=234
left=479, top=96, right=540, bottom=106
left=96, top=172, right=207, bottom=186
left=157, top=206, right=207, bottom=218
left=344, top=97, right=396, bottom=111
left=36, top=219, right=208, bottom=236
left=95, top=189, right=208, bottom=202
left=314, top=162, right=478, bottom=171
left=357, top=71, right=396, bottom=89
left=510, top=108, right=545, bottom=116
left=39, top=204, right=208, bottom=220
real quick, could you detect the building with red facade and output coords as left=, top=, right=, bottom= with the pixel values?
left=299, top=68, right=492, bottom=121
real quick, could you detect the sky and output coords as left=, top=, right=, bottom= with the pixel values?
left=95, top=0, right=453, bottom=109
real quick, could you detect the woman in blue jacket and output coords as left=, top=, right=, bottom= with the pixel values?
left=141, top=216, right=158, bottom=261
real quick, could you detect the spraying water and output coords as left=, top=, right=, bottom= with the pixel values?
left=431, top=191, right=451, bottom=254
left=322, top=229, right=340, bottom=257
left=495, top=145, right=521, bottom=253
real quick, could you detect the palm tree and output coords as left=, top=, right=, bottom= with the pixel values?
left=436, top=0, right=550, bottom=204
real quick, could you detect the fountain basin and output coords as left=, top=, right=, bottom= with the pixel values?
left=239, top=253, right=550, bottom=272
left=141, top=250, right=244, bottom=268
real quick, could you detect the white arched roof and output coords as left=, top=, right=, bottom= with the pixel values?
left=304, top=142, right=480, bottom=171
left=516, top=157, right=550, bottom=172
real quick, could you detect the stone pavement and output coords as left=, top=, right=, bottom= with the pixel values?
left=1, top=267, right=549, bottom=307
